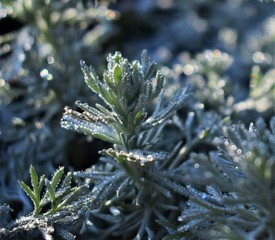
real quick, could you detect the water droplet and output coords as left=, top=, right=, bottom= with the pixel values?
left=233, top=157, right=240, bottom=163
left=12, top=117, right=25, bottom=126
left=40, top=69, right=49, bottom=77
left=105, top=10, right=118, bottom=21
left=252, top=51, right=272, bottom=64
left=146, top=155, right=154, bottom=161
left=249, top=123, right=255, bottom=133
left=35, top=121, right=43, bottom=129
left=46, top=74, right=53, bottom=81
left=110, top=206, right=120, bottom=216
left=0, top=79, right=6, bottom=87
left=231, top=145, right=237, bottom=151
left=183, top=64, right=195, bottom=75
left=236, top=149, right=242, bottom=154
left=194, top=163, right=200, bottom=169
left=47, top=56, right=55, bottom=64
left=218, top=79, right=226, bottom=88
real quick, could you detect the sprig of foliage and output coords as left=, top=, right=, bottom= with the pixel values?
left=0, top=165, right=89, bottom=239
left=1, top=0, right=274, bottom=239
left=172, top=117, right=275, bottom=240
left=61, top=51, right=191, bottom=238
left=62, top=51, right=189, bottom=151
left=18, top=165, right=85, bottom=218
left=18, top=165, right=46, bottom=217
left=0, top=0, right=116, bottom=231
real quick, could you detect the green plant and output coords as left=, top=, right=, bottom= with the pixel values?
left=1, top=0, right=274, bottom=239
left=61, top=51, right=191, bottom=239
left=171, top=117, right=275, bottom=240
left=1, top=45, right=274, bottom=239
left=2, top=165, right=88, bottom=240
left=0, top=1, right=116, bottom=226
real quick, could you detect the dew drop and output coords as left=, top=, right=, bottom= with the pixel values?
left=40, top=69, right=49, bottom=77
left=231, top=145, right=237, bottom=151
left=183, top=64, right=195, bottom=75
left=236, top=149, right=242, bottom=155
left=47, top=56, right=55, bottom=64
left=194, top=163, right=200, bottom=169
left=46, top=74, right=53, bottom=81
left=12, top=117, right=25, bottom=126
left=110, top=206, right=120, bottom=216
left=146, top=155, right=154, bottom=161
left=222, top=225, right=231, bottom=233
left=0, top=79, right=5, bottom=87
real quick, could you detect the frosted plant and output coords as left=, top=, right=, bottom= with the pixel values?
left=61, top=51, right=190, bottom=238
left=1, top=165, right=88, bottom=240
left=171, top=117, right=275, bottom=240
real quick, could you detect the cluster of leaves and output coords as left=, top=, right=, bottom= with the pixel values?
left=1, top=166, right=88, bottom=240
left=61, top=51, right=191, bottom=239
left=0, top=0, right=274, bottom=239
left=168, top=117, right=275, bottom=239
left=1, top=45, right=274, bottom=240
left=0, top=0, right=118, bottom=178
left=1, top=49, right=274, bottom=239
left=0, top=0, right=116, bottom=230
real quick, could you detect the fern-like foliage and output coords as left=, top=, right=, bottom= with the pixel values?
left=1, top=165, right=88, bottom=240
left=0, top=1, right=117, bottom=231
left=62, top=51, right=189, bottom=151
left=1, top=0, right=274, bottom=239
left=61, top=51, right=191, bottom=238
left=172, top=117, right=275, bottom=240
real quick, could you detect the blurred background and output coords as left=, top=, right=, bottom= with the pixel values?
left=0, top=0, right=274, bottom=220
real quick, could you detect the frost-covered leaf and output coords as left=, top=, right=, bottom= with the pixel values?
left=176, top=117, right=275, bottom=239
left=61, top=110, right=119, bottom=144
left=50, top=167, right=64, bottom=191
left=101, top=149, right=169, bottom=168
left=80, top=60, right=100, bottom=94
left=143, top=87, right=190, bottom=129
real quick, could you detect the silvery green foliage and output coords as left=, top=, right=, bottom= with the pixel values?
left=73, top=150, right=189, bottom=239
left=1, top=165, right=88, bottom=240
left=62, top=51, right=190, bottom=238
left=0, top=1, right=116, bottom=233
left=172, top=117, right=275, bottom=240
left=1, top=1, right=274, bottom=239
left=62, top=51, right=189, bottom=151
